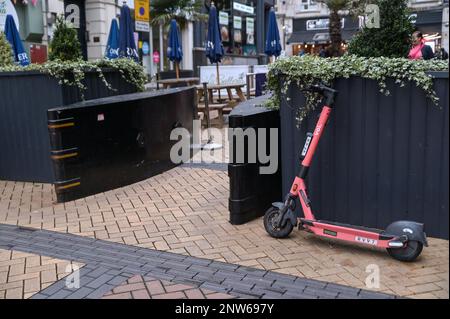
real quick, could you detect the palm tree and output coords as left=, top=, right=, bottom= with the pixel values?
left=317, top=0, right=367, bottom=57
left=151, top=0, right=208, bottom=28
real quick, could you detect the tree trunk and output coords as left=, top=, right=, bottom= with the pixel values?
left=328, top=9, right=343, bottom=57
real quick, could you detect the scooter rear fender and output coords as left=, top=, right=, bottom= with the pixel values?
left=384, top=221, right=428, bottom=247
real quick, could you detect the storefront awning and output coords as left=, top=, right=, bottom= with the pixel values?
left=287, top=29, right=358, bottom=44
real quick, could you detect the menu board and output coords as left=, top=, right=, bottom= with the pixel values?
left=233, top=16, right=242, bottom=29
left=219, top=11, right=228, bottom=25
left=246, top=17, right=254, bottom=35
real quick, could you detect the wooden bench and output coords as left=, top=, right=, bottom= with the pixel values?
left=197, top=103, right=228, bottom=123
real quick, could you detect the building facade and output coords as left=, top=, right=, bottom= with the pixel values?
left=275, top=0, right=449, bottom=56
left=193, top=0, right=275, bottom=71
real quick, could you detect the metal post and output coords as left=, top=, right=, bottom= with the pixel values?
left=203, top=82, right=212, bottom=143
left=246, top=74, right=251, bottom=100
left=149, top=25, right=154, bottom=80
left=159, top=23, right=164, bottom=71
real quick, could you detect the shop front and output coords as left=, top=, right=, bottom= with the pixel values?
left=194, top=0, right=274, bottom=69
left=288, top=15, right=359, bottom=56
left=0, top=0, right=44, bottom=63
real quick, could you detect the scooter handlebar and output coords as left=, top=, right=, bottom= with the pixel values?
left=306, top=83, right=338, bottom=95
left=303, top=83, right=338, bottom=106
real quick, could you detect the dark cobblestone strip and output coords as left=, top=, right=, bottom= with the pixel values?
left=0, top=224, right=397, bottom=299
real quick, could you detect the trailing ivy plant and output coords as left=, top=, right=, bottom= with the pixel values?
left=266, top=55, right=448, bottom=123
left=0, top=58, right=147, bottom=99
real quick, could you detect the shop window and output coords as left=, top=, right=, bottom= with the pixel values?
left=216, top=0, right=257, bottom=56
left=296, top=0, right=318, bottom=12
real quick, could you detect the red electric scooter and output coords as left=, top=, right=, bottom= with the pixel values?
left=264, top=83, right=428, bottom=262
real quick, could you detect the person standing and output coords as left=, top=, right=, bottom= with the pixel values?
left=439, top=48, right=449, bottom=60
left=408, top=31, right=434, bottom=60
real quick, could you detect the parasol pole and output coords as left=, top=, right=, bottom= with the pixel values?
left=175, top=61, right=180, bottom=79
left=216, top=62, right=221, bottom=101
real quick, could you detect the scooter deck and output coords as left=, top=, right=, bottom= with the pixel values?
left=301, top=218, right=385, bottom=234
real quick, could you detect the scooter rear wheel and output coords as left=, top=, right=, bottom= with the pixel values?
left=387, top=240, right=423, bottom=262
left=264, top=207, right=294, bottom=238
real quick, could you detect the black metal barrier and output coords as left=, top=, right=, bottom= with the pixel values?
left=47, top=88, right=197, bottom=203
left=228, top=95, right=282, bottom=224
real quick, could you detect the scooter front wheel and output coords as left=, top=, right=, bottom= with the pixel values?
left=264, top=207, right=294, bottom=238
left=386, top=240, right=423, bottom=262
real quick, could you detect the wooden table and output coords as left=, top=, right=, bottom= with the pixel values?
left=156, top=77, right=200, bottom=89
left=196, top=83, right=247, bottom=104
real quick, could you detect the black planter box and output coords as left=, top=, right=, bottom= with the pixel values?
left=0, top=69, right=137, bottom=183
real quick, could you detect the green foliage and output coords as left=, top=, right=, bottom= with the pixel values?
left=0, top=58, right=147, bottom=99
left=317, top=0, right=369, bottom=57
left=0, top=32, right=13, bottom=67
left=266, top=55, right=448, bottom=123
left=49, top=15, right=82, bottom=61
left=348, top=0, right=414, bottom=57
left=151, top=0, right=207, bottom=27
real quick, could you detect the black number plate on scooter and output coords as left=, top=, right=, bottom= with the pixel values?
left=324, top=229, right=337, bottom=236
left=301, top=133, right=313, bottom=157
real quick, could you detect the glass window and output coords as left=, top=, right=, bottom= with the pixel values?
left=215, top=0, right=257, bottom=56
left=295, top=0, right=318, bottom=12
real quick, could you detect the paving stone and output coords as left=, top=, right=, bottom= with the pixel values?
left=85, top=266, right=111, bottom=278
left=107, top=275, right=130, bottom=286
left=86, top=274, right=115, bottom=289
left=167, top=269, right=198, bottom=278
left=242, top=275, right=274, bottom=287
left=358, top=290, right=395, bottom=299
left=85, top=284, right=116, bottom=299
left=47, top=289, right=73, bottom=299
left=264, top=271, right=298, bottom=282
left=325, top=283, right=361, bottom=296
left=200, top=282, right=231, bottom=293
left=304, top=287, right=338, bottom=299
left=65, top=287, right=95, bottom=299
left=297, top=278, right=327, bottom=289
left=187, top=264, right=216, bottom=274
left=184, top=256, right=212, bottom=266
left=210, top=261, right=239, bottom=271
left=194, top=273, right=224, bottom=284
left=162, top=260, right=189, bottom=270
left=38, top=281, right=67, bottom=296
left=221, top=279, right=254, bottom=291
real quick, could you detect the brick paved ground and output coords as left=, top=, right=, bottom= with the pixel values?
left=0, top=162, right=448, bottom=299
left=0, top=248, right=82, bottom=299
left=102, top=275, right=235, bottom=299
left=0, top=224, right=396, bottom=299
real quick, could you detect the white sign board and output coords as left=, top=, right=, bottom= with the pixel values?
left=306, top=18, right=345, bottom=31
left=120, top=0, right=135, bottom=9
left=246, top=17, right=254, bottom=35
left=233, top=2, right=254, bottom=14
left=233, top=16, right=242, bottom=30
left=200, top=65, right=250, bottom=95
left=135, top=21, right=150, bottom=32
left=253, top=65, right=268, bottom=74
left=219, top=11, right=228, bottom=25
left=0, top=0, right=19, bottom=32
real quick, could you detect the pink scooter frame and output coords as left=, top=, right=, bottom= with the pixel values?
left=290, top=107, right=394, bottom=248
left=265, top=84, right=427, bottom=261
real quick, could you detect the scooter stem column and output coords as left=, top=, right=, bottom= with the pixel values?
left=301, top=106, right=332, bottom=168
